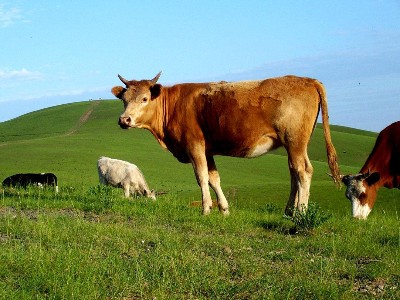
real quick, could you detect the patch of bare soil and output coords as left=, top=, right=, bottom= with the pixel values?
left=0, top=206, right=129, bottom=225
left=351, top=257, right=399, bottom=297
left=352, top=278, right=387, bottom=296
left=0, top=206, right=84, bottom=221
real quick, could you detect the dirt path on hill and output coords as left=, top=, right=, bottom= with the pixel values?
left=66, top=100, right=100, bottom=136
left=0, top=101, right=101, bottom=147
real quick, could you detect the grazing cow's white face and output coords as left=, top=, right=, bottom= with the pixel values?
left=342, top=172, right=380, bottom=219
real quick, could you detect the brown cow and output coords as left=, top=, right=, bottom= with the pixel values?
left=112, top=72, right=341, bottom=215
left=342, top=121, right=400, bottom=219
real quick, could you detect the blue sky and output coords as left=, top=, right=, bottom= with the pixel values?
left=0, top=1, right=399, bottom=131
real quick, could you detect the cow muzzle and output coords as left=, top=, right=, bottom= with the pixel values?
left=118, top=116, right=132, bottom=129
left=352, top=200, right=371, bottom=220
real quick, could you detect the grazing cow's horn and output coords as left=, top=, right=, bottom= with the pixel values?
left=327, top=173, right=344, bottom=179
left=151, top=71, right=162, bottom=84
left=118, top=74, right=130, bottom=86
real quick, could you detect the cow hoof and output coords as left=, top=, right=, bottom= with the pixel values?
left=218, top=205, right=229, bottom=216
left=202, top=206, right=212, bottom=215
left=284, top=208, right=294, bottom=217
left=221, top=208, right=230, bottom=216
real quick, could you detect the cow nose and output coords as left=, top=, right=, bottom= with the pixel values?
left=118, top=116, right=131, bottom=129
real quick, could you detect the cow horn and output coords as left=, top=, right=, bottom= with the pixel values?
left=327, top=173, right=344, bottom=179
left=151, top=71, right=162, bottom=84
left=117, top=74, right=130, bottom=86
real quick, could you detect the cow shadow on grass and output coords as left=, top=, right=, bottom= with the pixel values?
left=251, top=203, right=297, bottom=235
left=258, top=218, right=323, bottom=236
left=255, top=203, right=326, bottom=236
left=257, top=201, right=332, bottom=236
left=258, top=219, right=298, bottom=236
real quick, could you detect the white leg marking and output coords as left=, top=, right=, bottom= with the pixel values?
left=191, top=155, right=213, bottom=215
left=207, top=156, right=229, bottom=215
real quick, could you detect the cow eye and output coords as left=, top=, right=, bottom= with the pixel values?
left=142, top=97, right=148, bottom=103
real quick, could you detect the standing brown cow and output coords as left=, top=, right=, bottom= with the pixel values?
left=112, top=72, right=340, bottom=215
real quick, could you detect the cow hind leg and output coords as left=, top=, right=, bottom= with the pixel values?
left=207, top=156, right=229, bottom=215
left=190, top=151, right=213, bottom=215
left=285, top=162, right=299, bottom=216
left=285, top=151, right=313, bottom=216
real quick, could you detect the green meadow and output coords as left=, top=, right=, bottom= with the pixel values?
left=0, top=100, right=398, bottom=299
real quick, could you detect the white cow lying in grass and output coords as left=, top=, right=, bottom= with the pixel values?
left=97, top=156, right=156, bottom=200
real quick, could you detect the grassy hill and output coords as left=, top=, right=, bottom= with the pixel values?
left=0, top=100, right=399, bottom=299
left=0, top=99, right=381, bottom=209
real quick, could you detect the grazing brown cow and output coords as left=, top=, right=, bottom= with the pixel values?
left=342, top=121, right=400, bottom=219
left=112, top=72, right=341, bottom=215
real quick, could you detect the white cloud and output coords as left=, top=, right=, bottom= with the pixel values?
left=0, top=3, right=23, bottom=28
left=0, top=68, right=43, bottom=81
left=28, top=86, right=108, bottom=100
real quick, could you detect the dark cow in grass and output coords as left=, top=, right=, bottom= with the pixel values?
left=2, top=173, right=58, bottom=193
left=342, top=121, right=400, bottom=219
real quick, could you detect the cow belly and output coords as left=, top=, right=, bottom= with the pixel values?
left=245, top=136, right=276, bottom=158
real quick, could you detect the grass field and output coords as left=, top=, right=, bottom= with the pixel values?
left=0, top=100, right=398, bottom=299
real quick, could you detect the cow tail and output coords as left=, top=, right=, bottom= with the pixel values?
left=316, top=81, right=342, bottom=187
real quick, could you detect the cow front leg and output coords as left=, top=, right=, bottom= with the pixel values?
left=207, top=156, right=229, bottom=215
left=120, top=180, right=131, bottom=198
left=190, top=153, right=213, bottom=215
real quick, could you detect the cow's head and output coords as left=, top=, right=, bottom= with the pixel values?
left=112, top=72, right=162, bottom=129
left=341, top=171, right=380, bottom=219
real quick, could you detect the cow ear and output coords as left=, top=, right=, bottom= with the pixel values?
left=341, top=175, right=351, bottom=185
left=366, top=172, right=380, bottom=186
left=111, top=86, right=126, bottom=99
left=150, top=84, right=162, bottom=100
